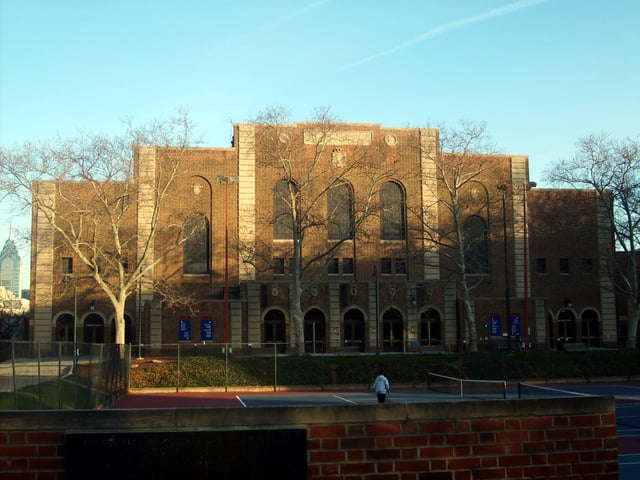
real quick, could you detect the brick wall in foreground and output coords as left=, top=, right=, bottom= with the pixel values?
left=0, top=396, right=618, bottom=480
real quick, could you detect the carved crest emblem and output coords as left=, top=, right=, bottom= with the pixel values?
left=332, top=148, right=346, bottom=168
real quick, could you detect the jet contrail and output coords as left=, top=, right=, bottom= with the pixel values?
left=265, top=0, right=333, bottom=30
left=341, top=0, right=550, bottom=70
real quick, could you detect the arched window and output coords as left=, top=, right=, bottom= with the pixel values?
left=274, top=180, right=294, bottom=240
left=304, top=308, right=326, bottom=353
left=557, top=308, right=576, bottom=346
left=264, top=309, right=287, bottom=353
left=343, top=309, right=365, bottom=352
left=183, top=214, right=210, bottom=274
left=380, top=181, right=406, bottom=240
left=382, top=308, right=404, bottom=352
left=581, top=309, right=600, bottom=347
left=328, top=181, right=354, bottom=240
left=420, top=308, right=442, bottom=346
left=83, top=314, right=104, bottom=344
left=463, top=215, right=489, bottom=274
left=56, top=314, right=74, bottom=342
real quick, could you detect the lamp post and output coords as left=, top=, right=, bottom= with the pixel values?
left=73, top=279, right=78, bottom=366
left=137, top=275, right=143, bottom=359
left=373, top=266, right=380, bottom=354
left=497, top=184, right=512, bottom=352
left=216, top=175, right=238, bottom=350
left=522, top=182, right=531, bottom=353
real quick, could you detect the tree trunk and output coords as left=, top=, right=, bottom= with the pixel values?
left=461, top=282, right=478, bottom=352
left=289, top=282, right=305, bottom=354
left=113, top=298, right=126, bottom=345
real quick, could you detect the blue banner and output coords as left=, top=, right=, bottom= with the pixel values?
left=490, top=315, right=501, bottom=337
left=510, top=314, right=521, bottom=336
left=201, top=318, right=213, bottom=341
left=179, top=318, right=191, bottom=341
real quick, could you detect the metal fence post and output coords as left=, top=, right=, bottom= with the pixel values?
left=11, top=341, right=17, bottom=409
left=176, top=342, right=180, bottom=393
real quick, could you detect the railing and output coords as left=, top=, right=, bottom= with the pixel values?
left=0, top=341, right=130, bottom=410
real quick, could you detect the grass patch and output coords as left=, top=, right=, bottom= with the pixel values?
left=0, top=377, right=95, bottom=410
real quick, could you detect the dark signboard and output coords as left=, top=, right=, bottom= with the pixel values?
left=65, top=429, right=307, bottom=480
left=510, top=313, right=521, bottom=336
left=178, top=318, right=191, bottom=341
left=490, top=314, right=501, bottom=336
left=201, top=318, right=213, bottom=341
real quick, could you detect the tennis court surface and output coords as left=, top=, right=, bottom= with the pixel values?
left=115, top=379, right=640, bottom=479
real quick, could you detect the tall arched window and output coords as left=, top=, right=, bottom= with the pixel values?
left=264, top=309, right=287, bottom=353
left=463, top=215, right=489, bottom=274
left=274, top=179, right=294, bottom=240
left=380, top=181, right=406, bottom=240
left=183, top=214, right=210, bottom=274
left=328, top=181, right=354, bottom=240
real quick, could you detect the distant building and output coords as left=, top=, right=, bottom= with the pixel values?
left=0, top=238, right=21, bottom=299
left=29, top=122, right=619, bottom=351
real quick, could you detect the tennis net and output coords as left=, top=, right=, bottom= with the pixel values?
left=426, top=372, right=507, bottom=399
left=517, top=382, right=593, bottom=399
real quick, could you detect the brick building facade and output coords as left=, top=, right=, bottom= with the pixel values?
left=29, top=122, right=617, bottom=352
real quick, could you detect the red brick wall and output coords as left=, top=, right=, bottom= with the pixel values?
left=0, top=397, right=618, bottom=480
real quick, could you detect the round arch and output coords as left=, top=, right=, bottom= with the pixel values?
left=580, top=308, right=600, bottom=347
left=54, top=312, right=75, bottom=342
left=304, top=307, right=326, bottom=353
left=343, top=307, right=366, bottom=352
left=419, top=307, right=442, bottom=347
left=83, top=313, right=105, bottom=344
left=382, top=307, right=404, bottom=352
left=263, top=308, right=287, bottom=353
left=555, top=308, right=577, bottom=349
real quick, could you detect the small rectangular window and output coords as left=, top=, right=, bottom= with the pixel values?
left=536, top=258, right=546, bottom=274
left=559, top=258, right=570, bottom=275
left=328, top=258, right=339, bottom=274
left=395, top=258, right=407, bottom=275
left=581, top=258, right=593, bottom=274
left=273, top=258, right=285, bottom=275
left=380, top=258, right=392, bottom=275
left=342, top=258, right=354, bottom=274
left=62, top=257, right=74, bottom=275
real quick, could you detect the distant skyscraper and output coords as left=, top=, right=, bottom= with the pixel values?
left=0, top=238, right=21, bottom=298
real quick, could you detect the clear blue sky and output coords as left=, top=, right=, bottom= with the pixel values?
left=1, top=0, right=639, bottom=288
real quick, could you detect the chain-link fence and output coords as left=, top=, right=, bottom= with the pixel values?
left=127, top=341, right=640, bottom=392
left=0, top=341, right=130, bottom=410
left=128, top=342, right=466, bottom=392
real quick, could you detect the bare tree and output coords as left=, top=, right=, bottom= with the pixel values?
left=0, top=110, right=200, bottom=345
left=241, top=106, right=394, bottom=354
left=413, top=120, right=500, bottom=352
left=546, top=133, right=640, bottom=348
left=0, top=310, right=28, bottom=340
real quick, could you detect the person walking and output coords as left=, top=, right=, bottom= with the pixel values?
left=373, top=368, right=390, bottom=403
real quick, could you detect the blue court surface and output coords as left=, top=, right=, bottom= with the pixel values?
left=234, top=389, right=463, bottom=407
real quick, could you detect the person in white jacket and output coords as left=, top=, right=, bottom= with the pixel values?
left=373, top=368, right=390, bottom=403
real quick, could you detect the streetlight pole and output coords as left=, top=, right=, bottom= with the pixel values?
left=137, top=275, right=143, bottom=359
left=73, top=279, right=78, bottom=368
left=498, top=184, right=512, bottom=352
left=216, top=175, right=238, bottom=350
left=373, top=266, right=379, bottom=354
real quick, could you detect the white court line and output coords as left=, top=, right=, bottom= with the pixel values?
left=236, top=395, right=248, bottom=408
left=333, top=394, right=358, bottom=405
